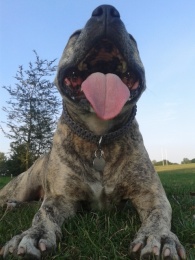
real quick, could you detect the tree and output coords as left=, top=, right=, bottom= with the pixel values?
left=5, top=143, right=36, bottom=176
left=181, top=158, right=190, bottom=164
left=1, top=51, right=61, bottom=171
left=152, top=160, right=178, bottom=166
left=152, top=160, right=157, bottom=165
left=0, top=152, right=7, bottom=175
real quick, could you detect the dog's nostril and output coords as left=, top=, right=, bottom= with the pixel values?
left=110, top=7, right=120, bottom=18
left=92, top=6, right=103, bottom=17
left=92, top=5, right=120, bottom=18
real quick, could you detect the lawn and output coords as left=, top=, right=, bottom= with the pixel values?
left=0, top=177, right=12, bottom=189
left=0, top=165, right=195, bottom=259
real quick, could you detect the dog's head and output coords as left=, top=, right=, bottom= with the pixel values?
left=55, top=5, right=146, bottom=125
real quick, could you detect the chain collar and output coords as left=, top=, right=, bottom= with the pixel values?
left=63, top=104, right=137, bottom=145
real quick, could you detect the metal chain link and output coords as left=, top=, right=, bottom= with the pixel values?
left=63, top=104, right=137, bottom=145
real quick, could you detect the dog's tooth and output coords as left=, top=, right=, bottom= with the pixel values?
left=78, top=62, right=87, bottom=71
left=78, top=62, right=83, bottom=70
left=122, top=61, right=127, bottom=73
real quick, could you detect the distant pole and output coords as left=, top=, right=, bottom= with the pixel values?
left=165, top=150, right=168, bottom=165
left=161, top=148, right=164, bottom=166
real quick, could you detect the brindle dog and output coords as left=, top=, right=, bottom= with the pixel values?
left=0, top=5, right=186, bottom=259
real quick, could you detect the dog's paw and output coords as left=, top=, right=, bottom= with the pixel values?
left=0, top=226, right=61, bottom=259
left=130, top=230, right=186, bottom=259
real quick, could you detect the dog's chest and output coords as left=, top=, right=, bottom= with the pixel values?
left=88, top=180, right=118, bottom=209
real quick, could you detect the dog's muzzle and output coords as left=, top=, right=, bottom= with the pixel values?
left=57, top=5, right=146, bottom=120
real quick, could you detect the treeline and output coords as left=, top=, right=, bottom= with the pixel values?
left=0, top=51, right=61, bottom=176
left=181, top=158, right=195, bottom=164
left=152, top=158, right=195, bottom=166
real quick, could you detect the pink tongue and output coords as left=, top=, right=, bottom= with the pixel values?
left=81, top=73, right=130, bottom=120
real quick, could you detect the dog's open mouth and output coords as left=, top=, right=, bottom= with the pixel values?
left=63, top=40, right=141, bottom=99
left=63, top=39, right=141, bottom=119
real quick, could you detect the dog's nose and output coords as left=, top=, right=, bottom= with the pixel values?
left=92, top=5, right=120, bottom=19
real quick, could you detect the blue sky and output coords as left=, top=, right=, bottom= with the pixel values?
left=0, top=0, right=194, bottom=163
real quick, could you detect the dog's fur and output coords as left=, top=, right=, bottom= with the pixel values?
left=0, top=5, right=186, bottom=259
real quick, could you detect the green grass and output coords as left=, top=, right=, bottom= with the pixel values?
left=0, top=166, right=195, bottom=259
left=0, top=177, right=12, bottom=189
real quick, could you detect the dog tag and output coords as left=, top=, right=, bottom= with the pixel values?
left=93, top=157, right=106, bottom=171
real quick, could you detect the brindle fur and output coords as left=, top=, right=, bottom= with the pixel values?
left=0, top=5, right=186, bottom=259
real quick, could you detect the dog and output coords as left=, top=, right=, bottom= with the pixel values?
left=0, top=5, right=186, bottom=259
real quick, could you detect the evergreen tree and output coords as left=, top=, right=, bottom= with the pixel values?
left=5, top=144, right=35, bottom=176
left=1, top=51, right=61, bottom=171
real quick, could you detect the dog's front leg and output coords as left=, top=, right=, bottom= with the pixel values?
left=129, top=181, right=186, bottom=259
left=1, top=196, right=76, bottom=259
